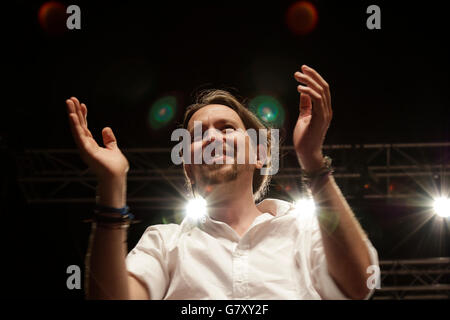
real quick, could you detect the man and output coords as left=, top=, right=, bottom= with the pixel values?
left=66, top=65, right=379, bottom=300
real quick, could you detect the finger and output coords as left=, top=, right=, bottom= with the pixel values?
left=66, top=99, right=75, bottom=114
left=70, top=97, right=83, bottom=127
left=297, top=85, right=326, bottom=121
left=81, top=103, right=88, bottom=127
left=71, top=97, right=86, bottom=128
left=294, top=71, right=323, bottom=96
left=299, top=66, right=331, bottom=119
left=79, top=103, right=93, bottom=138
left=68, top=113, right=88, bottom=150
left=301, top=65, right=330, bottom=106
left=67, top=100, right=81, bottom=143
left=102, top=127, right=118, bottom=150
left=301, top=65, right=328, bottom=90
left=299, top=93, right=312, bottom=117
left=301, top=65, right=331, bottom=112
left=294, top=71, right=328, bottom=118
left=69, top=98, right=92, bottom=138
left=297, top=85, right=320, bottom=100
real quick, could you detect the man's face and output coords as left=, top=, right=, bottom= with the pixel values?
left=185, top=104, right=258, bottom=193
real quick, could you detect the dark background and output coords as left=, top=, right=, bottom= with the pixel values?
left=2, top=0, right=449, bottom=298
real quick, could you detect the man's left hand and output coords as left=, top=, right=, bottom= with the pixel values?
left=293, top=65, right=332, bottom=173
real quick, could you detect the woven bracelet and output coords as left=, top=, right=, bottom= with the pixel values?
left=301, top=156, right=334, bottom=190
left=93, top=204, right=135, bottom=223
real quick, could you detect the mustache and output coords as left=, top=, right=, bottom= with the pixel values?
left=203, top=139, right=238, bottom=156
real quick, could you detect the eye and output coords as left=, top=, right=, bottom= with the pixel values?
left=222, top=125, right=235, bottom=133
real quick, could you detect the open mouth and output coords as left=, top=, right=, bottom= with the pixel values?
left=202, top=152, right=235, bottom=165
left=208, top=154, right=231, bottom=163
left=202, top=141, right=237, bottom=164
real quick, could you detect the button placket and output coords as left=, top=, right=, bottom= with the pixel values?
left=232, top=239, right=250, bottom=299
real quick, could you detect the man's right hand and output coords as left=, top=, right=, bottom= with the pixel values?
left=66, top=97, right=129, bottom=207
left=67, top=97, right=150, bottom=299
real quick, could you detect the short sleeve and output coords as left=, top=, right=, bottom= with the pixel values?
left=126, top=225, right=170, bottom=300
left=310, top=226, right=380, bottom=300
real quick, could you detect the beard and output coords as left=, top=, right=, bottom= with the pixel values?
left=192, top=143, right=253, bottom=191
left=196, top=161, right=239, bottom=185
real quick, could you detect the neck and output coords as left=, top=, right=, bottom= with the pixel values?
left=199, top=178, right=262, bottom=236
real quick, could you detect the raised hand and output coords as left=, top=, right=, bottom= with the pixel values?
left=293, top=65, right=332, bottom=172
left=66, top=97, right=129, bottom=181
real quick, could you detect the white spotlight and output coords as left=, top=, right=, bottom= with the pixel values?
left=433, top=197, right=450, bottom=218
left=185, top=197, right=207, bottom=221
left=293, top=198, right=316, bottom=218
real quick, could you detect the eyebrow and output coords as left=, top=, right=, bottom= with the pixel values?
left=188, top=119, right=241, bottom=134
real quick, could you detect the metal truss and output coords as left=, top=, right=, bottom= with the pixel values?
left=14, top=142, right=450, bottom=205
left=373, top=257, right=450, bottom=299
left=12, top=142, right=450, bottom=300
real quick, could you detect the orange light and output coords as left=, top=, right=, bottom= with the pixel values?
left=285, top=1, right=319, bottom=35
left=38, top=1, right=66, bottom=35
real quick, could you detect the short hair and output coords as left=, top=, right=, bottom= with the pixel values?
left=182, top=89, right=273, bottom=202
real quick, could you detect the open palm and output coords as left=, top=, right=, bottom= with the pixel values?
left=66, top=97, right=129, bottom=180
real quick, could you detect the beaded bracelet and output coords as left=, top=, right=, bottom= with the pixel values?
left=301, top=156, right=334, bottom=191
left=93, top=203, right=135, bottom=224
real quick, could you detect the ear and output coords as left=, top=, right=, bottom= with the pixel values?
left=256, top=143, right=268, bottom=169
left=183, top=162, right=195, bottom=185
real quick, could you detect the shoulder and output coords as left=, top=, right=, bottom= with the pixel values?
left=144, top=223, right=181, bottom=234
left=139, top=219, right=199, bottom=249
left=139, top=223, right=182, bottom=246
left=258, top=197, right=320, bottom=234
left=256, top=198, right=295, bottom=217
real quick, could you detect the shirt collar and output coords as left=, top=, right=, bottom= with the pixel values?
left=185, top=198, right=295, bottom=231
left=255, top=198, right=294, bottom=218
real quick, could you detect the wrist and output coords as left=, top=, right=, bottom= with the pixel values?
left=297, top=152, right=324, bottom=173
left=96, top=175, right=127, bottom=208
left=300, top=155, right=334, bottom=193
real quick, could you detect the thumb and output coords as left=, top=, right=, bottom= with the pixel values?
left=299, top=93, right=312, bottom=117
left=102, top=127, right=118, bottom=149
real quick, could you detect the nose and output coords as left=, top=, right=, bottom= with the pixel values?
left=203, top=128, right=226, bottom=156
left=203, top=128, right=222, bottom=143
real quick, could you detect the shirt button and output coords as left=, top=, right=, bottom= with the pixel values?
left=239, top=243, right=250, bottom=250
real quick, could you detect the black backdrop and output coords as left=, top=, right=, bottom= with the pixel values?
left=3, top=0, right=449, bottom=299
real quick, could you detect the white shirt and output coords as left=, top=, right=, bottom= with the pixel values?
left=126, top=198, right=379, bottom=300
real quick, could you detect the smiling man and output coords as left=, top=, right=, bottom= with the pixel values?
left=66, top=65, right=379, bottom=300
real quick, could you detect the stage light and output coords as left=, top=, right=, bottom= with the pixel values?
left=249, top=95, right=285, bottom=127
left=148, top=96, right=176, bottom=130
left=185, top=197, right=207, bottom=221
left=38, top=1, right=67, bottom=35
left=293, top=197, right=316, bottom=218
left=285, top=1, right=319, bottom=36
left=433, top=197, right=450, bottom=218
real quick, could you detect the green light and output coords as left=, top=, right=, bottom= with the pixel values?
left=148, top=96, right=176, bottom=129
left=249, top=95, right=285, bottom=127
